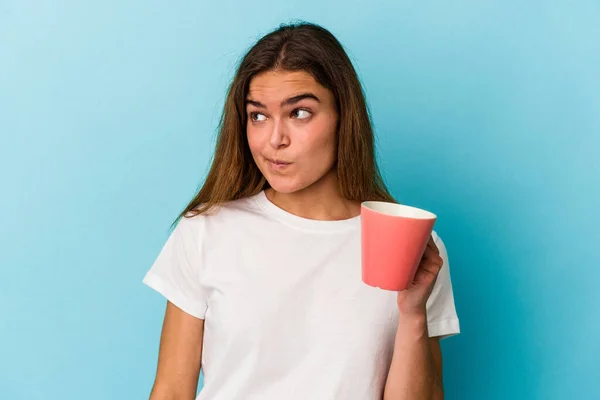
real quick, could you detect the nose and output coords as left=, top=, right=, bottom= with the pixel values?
left=269, top=118, right=290, bottom=149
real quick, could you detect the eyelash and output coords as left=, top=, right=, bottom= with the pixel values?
left=249, top=108, right=312, bottom=122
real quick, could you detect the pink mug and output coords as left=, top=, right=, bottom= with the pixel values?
left=361, top=201, right=436, bottom=291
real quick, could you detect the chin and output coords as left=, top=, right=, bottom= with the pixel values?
left=265, top=176, right=308, bottom=194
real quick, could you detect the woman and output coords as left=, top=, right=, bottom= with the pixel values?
left=143, top=21, right=460, bottom=400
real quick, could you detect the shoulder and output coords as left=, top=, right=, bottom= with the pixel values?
left=177, top=193, right=264, bottom=234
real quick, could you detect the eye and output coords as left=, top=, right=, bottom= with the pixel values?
left=249, top=112, right=266, bottom=122
left=292, top=108, right=312, bottom=120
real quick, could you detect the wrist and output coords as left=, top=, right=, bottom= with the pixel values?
left=397, top=305, right=427, bottom=320
left=395, top=311, right=429, bottom=341
left=398, top=310, right=427, bottom=326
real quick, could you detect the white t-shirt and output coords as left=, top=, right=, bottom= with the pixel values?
left=143, top=190, right=460, bottom=400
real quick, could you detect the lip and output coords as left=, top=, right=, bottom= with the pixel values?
left=266, top=157, right=292, bottom=164
left=266, top=158, right=292, bottom=170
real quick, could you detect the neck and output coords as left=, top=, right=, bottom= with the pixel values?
left=265, top=170, right=361, bottom=221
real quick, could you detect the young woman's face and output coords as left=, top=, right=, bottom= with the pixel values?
left=246, top=70, right=339, bottom=194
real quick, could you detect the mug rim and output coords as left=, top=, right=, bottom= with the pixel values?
left=361, top=201, right=437, bottom=220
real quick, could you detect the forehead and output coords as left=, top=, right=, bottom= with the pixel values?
left=247, top=70, right=326, bottom=101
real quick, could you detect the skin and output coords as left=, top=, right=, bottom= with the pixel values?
left=149, top=70, right=445, bottom=399
left=245, top=69, right=360, bottom=221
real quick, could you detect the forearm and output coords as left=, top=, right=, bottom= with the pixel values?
left=149, top=381, right=196, bottom=400
left=383, top=313, right=443, bottom=400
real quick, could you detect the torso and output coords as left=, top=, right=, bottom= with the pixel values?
left=196, top=191, right=399, bottom=400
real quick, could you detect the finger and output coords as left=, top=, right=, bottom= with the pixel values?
left=426, top=236, right=435, bottom=248
left=422, top=245, right=441, bottom=261
left=426, top=236, right=439, bottom=254
left=420, top=259, right=443, bottom=276
left=421, top=249, right=444, bottom=269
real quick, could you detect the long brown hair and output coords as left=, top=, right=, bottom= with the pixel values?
left=174, top=21, right=394, bottom=226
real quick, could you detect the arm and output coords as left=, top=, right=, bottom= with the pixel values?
left=383, top=314, right=444, bottom=400
left=149, top=301, right=205, bottom=400
left=384, top=235, right=449, bottom=400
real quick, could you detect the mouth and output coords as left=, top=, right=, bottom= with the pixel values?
left=266, top=158, right=292, bottom=166
left=266, top=158, right=292, bottom=170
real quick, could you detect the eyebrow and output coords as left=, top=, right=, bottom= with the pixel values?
left=245, top=92, right=321, bottom=109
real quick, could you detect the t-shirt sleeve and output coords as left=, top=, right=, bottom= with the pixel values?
left=142, top=215, right=209, bottom=319
left=426, top=232, right=461, bottom=339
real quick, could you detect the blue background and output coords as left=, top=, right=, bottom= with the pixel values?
left=1, top=1, right=598, bottom=399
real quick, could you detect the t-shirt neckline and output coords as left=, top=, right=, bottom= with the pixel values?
left=254, top=190, right=361, bottom=233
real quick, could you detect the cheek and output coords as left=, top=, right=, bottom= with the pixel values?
left=305, top=129, right=336, bottom=162
left=246, top=128, right=263, bottom=157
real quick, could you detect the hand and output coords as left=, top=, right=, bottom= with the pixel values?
left=396, top=236, right=444, bottom=317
